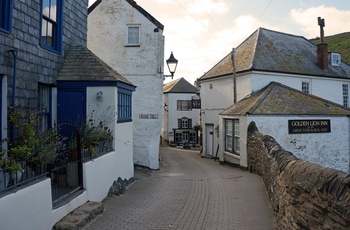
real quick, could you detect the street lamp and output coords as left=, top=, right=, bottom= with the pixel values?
left=164, top=52, right=178, bottom=80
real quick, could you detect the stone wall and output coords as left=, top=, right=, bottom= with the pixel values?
left=247, top=121, right=350, bottom=230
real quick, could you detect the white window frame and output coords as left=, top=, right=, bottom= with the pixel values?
left=225, top=119, right=240, bottom=155
left=331, top=53, right=341, bottom=66
left=126, top=25, right=140, bottom=46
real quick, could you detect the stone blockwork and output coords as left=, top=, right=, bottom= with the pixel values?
left=247, top=121, right=350, bottom=230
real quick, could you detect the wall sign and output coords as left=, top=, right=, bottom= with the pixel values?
left=288, top=119, right=331, bottom=134
left=139, top=114, right=159, bottom=119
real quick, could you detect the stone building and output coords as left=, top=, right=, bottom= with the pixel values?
left=88, top=0, right=165, bottom=169
left=162, top=77, right=200, bottom=148
left=198, top=27, right=350, bottom=159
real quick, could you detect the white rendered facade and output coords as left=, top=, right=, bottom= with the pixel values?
left=162, top=93, right=200, bottom=145
left=88, top=0, right=164, bottom=169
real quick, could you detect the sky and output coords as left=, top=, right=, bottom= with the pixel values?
left=88, top=0, right=350, bottom=85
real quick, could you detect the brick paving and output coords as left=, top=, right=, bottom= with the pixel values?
left=83, top=146, right=276, bottom=230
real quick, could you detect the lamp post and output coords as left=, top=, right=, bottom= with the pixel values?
left=164, top=52, right=178, bottom=80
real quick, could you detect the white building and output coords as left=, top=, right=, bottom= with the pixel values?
left=88, top=0, right=165, bottom=169
left=198, top=27, right=350, bottom=160
left=220, top=81, right=350, bottom=173
left=162, top=78, right=200, bottom=148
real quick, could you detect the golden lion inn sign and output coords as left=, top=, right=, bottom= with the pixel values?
left=288, top=120, right=331, bottom=134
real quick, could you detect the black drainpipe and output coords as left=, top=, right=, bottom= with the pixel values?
left=8, top=49, right=17, bottom=146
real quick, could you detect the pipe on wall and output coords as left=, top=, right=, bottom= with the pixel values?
left=8, top=49, right=17, bottom=145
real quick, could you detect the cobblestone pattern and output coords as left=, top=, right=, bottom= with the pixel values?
left=248, top=121, right=350, bottom=230
left=84, top=146, right=275, bottom=230
left=0, top=0, right=88, bottom=108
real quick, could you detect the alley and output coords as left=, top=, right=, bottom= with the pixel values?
left=84, top=146, right=276, bottom=230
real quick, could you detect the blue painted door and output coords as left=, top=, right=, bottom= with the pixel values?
left=57, top=89, right=86, bottom=138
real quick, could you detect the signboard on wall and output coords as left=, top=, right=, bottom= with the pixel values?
left=139, top=114, right=159, bottom=119
left=288, top=119, right=331, bottom=134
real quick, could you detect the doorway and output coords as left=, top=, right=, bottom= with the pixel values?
left=205, top=124, right=214, bottom=156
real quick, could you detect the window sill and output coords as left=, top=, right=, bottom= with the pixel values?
left=125, top=44, right=140, bottom=47
left=117, top=119, right=133, bottom=123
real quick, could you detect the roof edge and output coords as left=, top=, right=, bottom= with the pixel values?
left=88, top=0, right=102, bottom=14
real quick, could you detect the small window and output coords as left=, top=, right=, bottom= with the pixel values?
left=331, top=53, right=341, bottom=66
left=118, top=90, right=132, bottom=122
left=178, top=117, right=192, bottom=129
left=225, top=119, right=239, bottom=155
left=177, top=100, right=192, bottom=111
left=343, top=84, right=349, bottom=107
left=302, top=81, right=310, bottom=94
left=41, top=0, right=63, bottom=53
left=127, top=25, right=140, bottom=46
left=0, top=0, right=13, bottom=33
left=38, top=84, right=51, bottom=131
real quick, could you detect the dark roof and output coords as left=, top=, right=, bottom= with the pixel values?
left=163, top=78, right=198, bottom=94
left=57, top=44, right=134, bottom=86
left=220, top=81, right=350, bottom=116
left=88, top=0, right=164, bottom=30
left=200, top=28, right=350, bottom=81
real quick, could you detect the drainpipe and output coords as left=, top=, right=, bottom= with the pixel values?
left=8, top=49, right=17, bottom=146
left=231, top=48, right=237, bottom=103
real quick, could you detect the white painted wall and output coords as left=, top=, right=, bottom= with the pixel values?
left=88, top=0, right=164, bottom=169
left=0, top=179, right=53, bottom=230
left=199, top=77, right=234, bottom=156
left=248, top=116, right=350, bottom=173
left=220, top=114, right=350, bottom=173
left=163, top=93, right=199, bottom=142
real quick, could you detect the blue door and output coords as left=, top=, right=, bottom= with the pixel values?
left=57, top=89, right=86, bottom=138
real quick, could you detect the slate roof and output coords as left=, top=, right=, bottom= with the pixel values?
left=57, top=44, right=134, bottom=86
left=88, top=0, right=164, bottom=30
left=220, top=81, right=350, bottom=116
left=163, top=78, right=199, bottom=94
left=200, top=28, right=350, bottom=81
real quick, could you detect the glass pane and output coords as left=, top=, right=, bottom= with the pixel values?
left=51, top=0, right=57, bottom=21
left=128, top=27, right=139, bottom=44
left=42, top=0, right=50, bottom=17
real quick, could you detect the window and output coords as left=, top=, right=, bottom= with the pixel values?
left=225, top=119, right=240, bottom=155
left=302, top=81, right=310, bottom=94
left=189, top=132, right=196, bottom=143
left=0, top=0, right=13, bottom=33
left=38, top=84, right=51, bottom=131
left=127, top=25, right=140, bottom=46
left=331, top=53, right=341, bottom=66
left=177, top=100, right=192, bottom=111
left=118, top=91, right=132, bottom=122
left=41, top=0, right=63, bottom=52
left=343, top=84, right=349, bottom=107
left=178, top=117, right=192, bottom=129
left=175, top=132, right=182, bottom=143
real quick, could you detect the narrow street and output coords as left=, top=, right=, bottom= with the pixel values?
left=84, top=146, right=276, bottom=230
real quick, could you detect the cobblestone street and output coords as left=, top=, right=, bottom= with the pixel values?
left=84, top=146, right=276, bottom=230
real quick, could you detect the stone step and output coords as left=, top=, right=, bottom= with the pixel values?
left=53, top=201, right=104, bottom=230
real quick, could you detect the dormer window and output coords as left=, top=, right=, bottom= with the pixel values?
left=330, top=53, right=341, bottom=66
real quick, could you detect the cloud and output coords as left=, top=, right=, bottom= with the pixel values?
left=289, top=5, right=350, bottom=37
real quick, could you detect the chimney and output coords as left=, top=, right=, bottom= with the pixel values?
left=317, top=17, right=328, bottom=71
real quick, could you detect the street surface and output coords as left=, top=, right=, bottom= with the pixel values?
left=84, top=145, right=276, bottom=230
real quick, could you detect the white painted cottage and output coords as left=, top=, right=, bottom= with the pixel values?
left=198, top=27, right=350, bottom=160
left=87, top=0, right=165, bottom=169
left=220, top=81, right=350, bottom=173
left=162, top=78, right=200, bottom=148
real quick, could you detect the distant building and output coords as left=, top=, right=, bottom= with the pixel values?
left=88, top=0, right=165, bottom=169
left=198, top=27, right=350, bottom=161
left=162, top=78, right=200, bottom=148
left=220, top=81, right=350, bottom=173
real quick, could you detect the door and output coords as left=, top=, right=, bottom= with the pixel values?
left=57, top=89, right=86, bottom=139
left=182, top=133, right=189, bottom=143
left=205, top=124, right=214, bottom=156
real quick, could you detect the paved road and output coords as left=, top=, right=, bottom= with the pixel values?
left=84, top=146, right=276, bottom=230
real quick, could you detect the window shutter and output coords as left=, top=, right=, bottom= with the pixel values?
left=178, top=119, right=182, bottom=128
left=188, top=119, right=192, bottom=128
